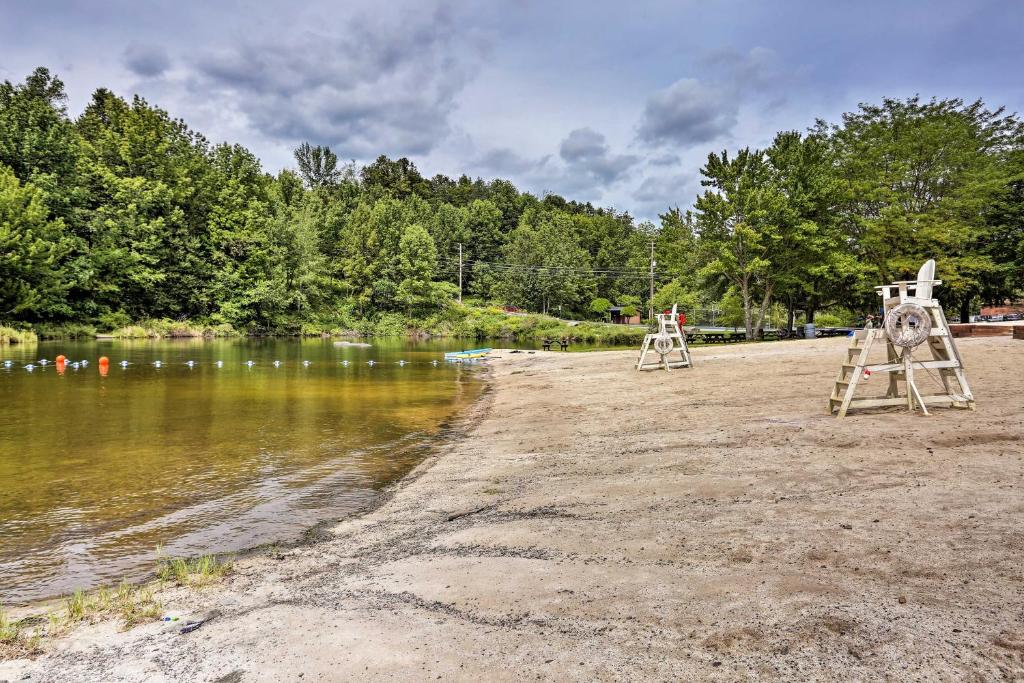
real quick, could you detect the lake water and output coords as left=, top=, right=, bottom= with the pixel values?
left=0, top=339, right=485, bottom=603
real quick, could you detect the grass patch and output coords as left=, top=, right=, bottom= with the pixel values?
left=156, top=551, right=232, bottom=587
left=0, top=580, right=165, bottom=660
left=404, top=305, right=649, bottom=344
left=110, top=324, right=151, bottom=339
left=115, top=584, right=163, bottom=628
left=54, top=581, right=163, bottom=634
left=0, top=550, right=231, bottom=658
left=32, top=323, right=97, bottom=340
left=0, top=607, right=43, bottom=659
left=0, top=325, right=38, bottom=345
left=108, top=319, right=241, bottom=339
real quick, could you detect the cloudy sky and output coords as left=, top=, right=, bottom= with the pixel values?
left=3, top=0, right=1022, bottom=220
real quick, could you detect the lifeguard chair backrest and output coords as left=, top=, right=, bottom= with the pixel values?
left=915, top=259, right=935, bottom=300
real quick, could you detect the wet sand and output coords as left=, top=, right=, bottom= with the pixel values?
left=4, top=336, right=1024, bottom=681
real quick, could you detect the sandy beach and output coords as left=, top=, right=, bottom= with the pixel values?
left=4, top=336, right=1024, bottom=681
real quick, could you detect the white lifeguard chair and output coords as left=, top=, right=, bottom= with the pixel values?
left=636, top=304, right=693, bottom=371
left=828, top=259, right=975, bottom=417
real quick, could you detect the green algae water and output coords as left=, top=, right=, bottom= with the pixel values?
left=0, top=338, right=484, bottom=603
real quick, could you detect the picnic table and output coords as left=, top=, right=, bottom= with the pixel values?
left=542, top=337, right=570, bottom=351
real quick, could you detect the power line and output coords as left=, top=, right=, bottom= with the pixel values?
left=437, top=256, right=661, bottom=277
left=435, top=261, right=658, bottom=279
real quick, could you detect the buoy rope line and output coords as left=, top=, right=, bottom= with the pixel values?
left=2, top=359, right=483, bottom=371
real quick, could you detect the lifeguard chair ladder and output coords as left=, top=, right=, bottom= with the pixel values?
left=828, top=259, right=975, bottom=417
left=637, top=304, right=692, bottom=371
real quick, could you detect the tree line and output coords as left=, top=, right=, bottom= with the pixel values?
left=2, top=67, right=1022, bottom=338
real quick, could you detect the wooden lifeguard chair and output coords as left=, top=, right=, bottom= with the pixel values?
left=636, top=304, right=692, bottom=371
left=828, top=259, right=975, bottom=417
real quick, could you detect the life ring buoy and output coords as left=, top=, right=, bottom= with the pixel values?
left=885, top=303, right=931, bottom=348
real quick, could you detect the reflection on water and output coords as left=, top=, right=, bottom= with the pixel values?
left=0, top=338, right=483, bottom=603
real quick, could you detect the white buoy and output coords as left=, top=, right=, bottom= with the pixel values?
left=215, top=360, right=223, bottom=368
left=24, top=364, right=35, bottom=371
left=431, top=360, right=438, bottom=366
left=341, top=360, right=350, bottom=367
left=152, top=360, right=163, bottom=368
left=119, top=360, right=130, bottom=368
left=397, top=360, right=407, bottom=366
left=273, top=360, right=281, bottom=368
left=80, top=360, right=89, bottom=367
left=302, top=360, right=311, bottom=367
left=37, top=359, right=49, bottom=365
left=245, top=360, right=255, bottom=367
left=2, top=360, right=12, bottom=367
left=185, top=360, right=196, bottom=368
left=71, top=362, right=80, bottom=370
left=367, top=360, right=376, bottom=366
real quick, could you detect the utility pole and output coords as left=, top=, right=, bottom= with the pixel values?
left=457, top=243, right=463, bottom=304
left=648, top=240, right=656, bottom=322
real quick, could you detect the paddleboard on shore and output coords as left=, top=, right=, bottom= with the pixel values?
left=444, top=347, right=492, bottom=360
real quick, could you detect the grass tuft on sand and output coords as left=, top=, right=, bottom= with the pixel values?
left=0, top=550, right=232, bottom=660
left=0, top=607, right=42, bottom=659
left=56, top=582, right=163, bottom=634
left=156, top=551, right=232, bottom=587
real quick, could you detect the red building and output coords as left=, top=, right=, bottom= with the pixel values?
left=980, top=301, right=1024, bottom=317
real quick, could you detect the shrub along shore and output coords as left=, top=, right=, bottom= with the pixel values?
left=0, top=326, right=38, bottom=345
left=3, top=306, right=654, bottom=346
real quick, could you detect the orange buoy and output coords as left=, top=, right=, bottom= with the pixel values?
left=56, top=354, right=66, bottom=363
left=99, top=356, right=109, bottom=365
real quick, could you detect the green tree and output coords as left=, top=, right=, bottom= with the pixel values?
left=652, top=280, right=698, bottom=316
left=655, top=208, right=699, bottom=281
left=294, top=142, right=343, bottom=189
left=267, top=194, right=326, bottom=329
left=825, top=97, right=1024, bottom=320
left=695, top=148, right=791, bottom=338
left=75, top=89, right=219, bottom=320
left=338, top=198, right=416, bottom=314
left=756, top=131, right=867, bottom=326
left=983, top=148, right=1024, bottom=302
left=0, top=165, right=71, bottom=319
left=0, top=68, right=82, bottom=220
left=428, top=202, right=469, bottom=284
left=464, top=198, right=503, bottom=273
left=618, top=294, right=641, bottom=318
left=496, top=209, right=595, bottom=314
left=360, top=155, right=428, bottom=199
left=205, top=144, right=276, bottom=328
left=396, top=223, right=455, bottom=314
left=589, top=297, right=611, bottom=321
